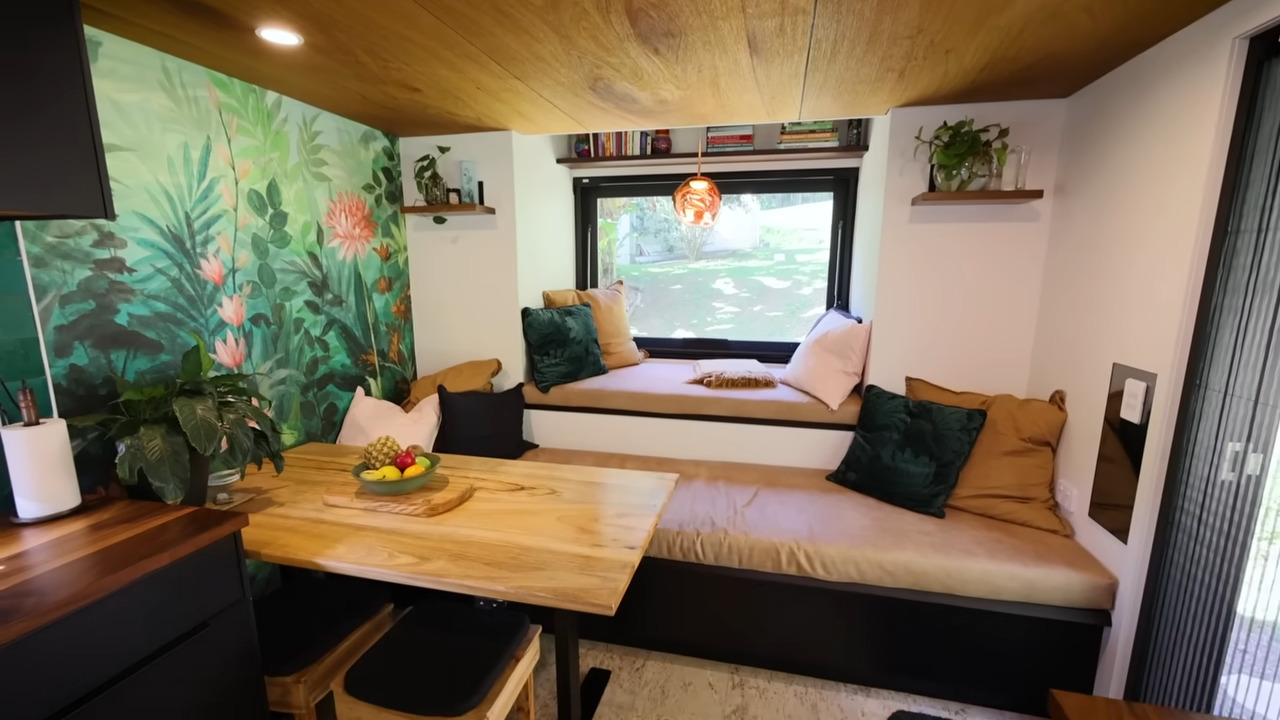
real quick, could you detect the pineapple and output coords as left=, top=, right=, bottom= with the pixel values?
left=363, top=435, right=402, bottom=469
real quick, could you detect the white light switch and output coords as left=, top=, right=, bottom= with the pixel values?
left=1120, top=378, right=1147, bottom=424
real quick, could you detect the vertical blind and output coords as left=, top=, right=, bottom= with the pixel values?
left=1129, top=29, right=1280, bottom=714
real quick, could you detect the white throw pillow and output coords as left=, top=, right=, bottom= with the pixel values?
left=336, top=387, right=441, bottom=451
left=780, top=312, right=871, bottom=410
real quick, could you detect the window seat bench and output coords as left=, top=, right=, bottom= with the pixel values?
left=522, top=359, right=861, bottom=429
left=518, top=447, right=1116, bottom=715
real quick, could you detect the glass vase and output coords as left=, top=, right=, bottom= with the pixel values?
left=423, top=170, right=449, bottom=205
left=934, top=157, right=992, bottom=192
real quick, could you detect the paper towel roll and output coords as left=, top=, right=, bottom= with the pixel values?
left=1, top=418, right=82, bottom=520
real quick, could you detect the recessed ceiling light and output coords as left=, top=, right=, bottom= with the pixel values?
left=255, top=27, right=303, bottom=46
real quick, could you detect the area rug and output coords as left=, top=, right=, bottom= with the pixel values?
left=887, top=712, right=950, bottom=720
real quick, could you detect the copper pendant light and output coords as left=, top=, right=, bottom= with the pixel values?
left=673, top=141, right=721, bottom=228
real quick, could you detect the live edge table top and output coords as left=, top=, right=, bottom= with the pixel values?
left=234, top=443, right=679, bottom=616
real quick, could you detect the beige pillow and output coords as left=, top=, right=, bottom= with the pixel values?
left=402, top=358, right=502, bottom=411
left=905, top=377, right=1072, bottom=536
left=543, top=281, right=644, bottom=369
left=338, top=387, right=441, bottom=451
left=779, top=312, right=870, bottom=410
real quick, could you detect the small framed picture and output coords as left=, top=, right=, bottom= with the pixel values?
left=459, top=161, right=478, bottom=203
left=447, top=188, right=462, bottom=205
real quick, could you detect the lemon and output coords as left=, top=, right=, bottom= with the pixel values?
left=380, top=465, right=402, bottom=480
left=359, top=469, right=384, bottom=481
left=402, top=464, right=426, bottom=479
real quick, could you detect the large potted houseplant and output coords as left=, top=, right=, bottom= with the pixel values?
left=915, top=118, right=1010, bottom=191
left=70, top=337, right=285, bottom=506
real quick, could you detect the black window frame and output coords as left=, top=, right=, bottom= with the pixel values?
left=574, top=167, right=858, bottom=364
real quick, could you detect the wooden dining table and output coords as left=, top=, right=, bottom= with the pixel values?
left=232, top=442, right=678, bottom=720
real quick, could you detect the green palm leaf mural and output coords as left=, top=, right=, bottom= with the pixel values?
left=19, top=28, right=416, bottom=475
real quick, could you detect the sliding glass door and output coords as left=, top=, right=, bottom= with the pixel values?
left=1129, top=26, right=1280, bottom=716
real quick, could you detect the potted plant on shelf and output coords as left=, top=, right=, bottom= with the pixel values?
left=914, top=118, right=1010, bottom=192
left=70, top=337, right=285, bottom=506
left=413, top=145, right=451, bottom=225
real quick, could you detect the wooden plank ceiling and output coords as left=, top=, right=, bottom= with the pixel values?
left=82, top=0, right=1230, bottom=137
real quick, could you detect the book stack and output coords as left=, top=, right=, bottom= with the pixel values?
left=706, top=125, right=754, bottom=153
left=581, top=131, right=652, bottom=158
left=777, top=121, right=840, bottom=149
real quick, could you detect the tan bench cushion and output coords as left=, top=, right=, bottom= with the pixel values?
left=522, top=448, right=1117, bottom=610
left=523, top=359, right=861, bottom=426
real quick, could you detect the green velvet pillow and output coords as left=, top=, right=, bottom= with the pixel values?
left=522, top=304, right=607, bottom=393
left=828, top=385, right=987, bottom=517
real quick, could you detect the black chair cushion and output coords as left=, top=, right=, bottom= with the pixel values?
left=344, top=601, right=531, bottom=716
left=255, top=577, right=390, bottom=677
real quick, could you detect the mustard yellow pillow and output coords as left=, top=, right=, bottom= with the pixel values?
left=402, top=359, right=502, bottom=411
left=543, top=281, right=644, bottom=369
left=905, top=377, right=1072, bottom=536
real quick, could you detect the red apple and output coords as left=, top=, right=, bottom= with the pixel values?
left=394, top=450, right=417, bottom=471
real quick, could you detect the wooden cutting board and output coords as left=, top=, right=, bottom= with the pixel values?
left=322, top=475, right=475, bottom=517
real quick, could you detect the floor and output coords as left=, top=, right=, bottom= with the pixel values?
left=527, top=636, right=1034, bottom=720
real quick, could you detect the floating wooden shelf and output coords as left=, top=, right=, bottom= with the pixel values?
left=556, top=145, right=867, bottom=169
left=911, top=190, right=1044, bottom=206
left=401, top=203, right=496, bottom=216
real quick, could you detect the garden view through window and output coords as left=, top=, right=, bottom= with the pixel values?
left=596, top=192, right=835, bottom=343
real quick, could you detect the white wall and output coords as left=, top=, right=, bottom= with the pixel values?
left=401, top=132, right=575, bottom=388
left=1027, top=0, right=1280, bottom=697
left=849, top=116, right=889, bottom=320
left=401, top=132, right=524, bottom=387
left=864, top=100, right=1066, bottom=397
left=513, top=134, right=576, bottom=312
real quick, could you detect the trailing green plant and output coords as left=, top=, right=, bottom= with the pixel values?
left=69, top=336, right=285, bottom=503
left=914, top=118, right=1010, bottom=190
left=412, top=145, right=451, bottom=225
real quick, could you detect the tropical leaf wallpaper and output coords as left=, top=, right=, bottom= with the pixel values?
left=19, top=29, right=414, bottom=459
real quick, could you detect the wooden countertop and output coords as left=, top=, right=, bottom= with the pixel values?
left=1049, top=689, right=1232, bottom=720
left=235, top=443, right=679, bottom=616
left=0, top=500, right=247, bottom=646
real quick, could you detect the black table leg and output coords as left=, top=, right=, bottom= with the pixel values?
left=554, top=609, right=612, bottom=720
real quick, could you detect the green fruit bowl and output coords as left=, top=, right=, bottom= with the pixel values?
left=351, top=453, right=441, bottom=496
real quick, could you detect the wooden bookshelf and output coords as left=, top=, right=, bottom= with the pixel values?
left=556, top=145, right=867, bottom=169
left=911, top=190, right=1044, bottom=206
left=401, top=203, right=496, bottom=216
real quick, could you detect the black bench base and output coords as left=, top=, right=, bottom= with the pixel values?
left=526, top=558, right=1108, bottom=718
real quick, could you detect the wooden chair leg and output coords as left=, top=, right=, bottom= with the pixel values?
left=512, top=674, right=535, bottom=720
left=291, top=707, right=319, bottom=720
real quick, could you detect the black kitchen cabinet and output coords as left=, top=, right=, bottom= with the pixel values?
left=0, top=0, right=114, bottom=220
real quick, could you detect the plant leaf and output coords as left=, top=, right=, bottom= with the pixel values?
left=269, top=228, right=291, bottom=249
left=136, top=424, right=191, bottom=503
left=173, top=396, right=223, bottom=456
left=252, top=233, right=270, bottom=261
left=257, top=263, right=277, bottom=290
left=266, top=178, right=282, bottom=209
left=246, top=188, right=269, bottom=219
left=180, top=341, right=206, bottom=381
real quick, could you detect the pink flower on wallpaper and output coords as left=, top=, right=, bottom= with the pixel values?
left=198, top=253, right=225, bottom=287
left=213, top=331, right=246, bottom=370
left=324, top=192, right=377, bottom=261
left=217, top=293, right=246, bottom=327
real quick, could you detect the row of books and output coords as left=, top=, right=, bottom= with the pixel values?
left=777, top=121, right=839, bottom=149
left=581, top=131, right=653, bottom=157
left=707, top=124, right=754, bottom=153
